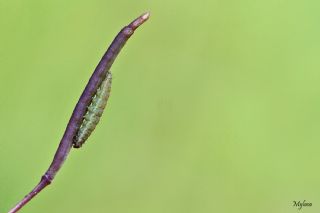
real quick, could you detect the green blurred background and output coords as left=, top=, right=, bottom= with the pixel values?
left=1, top=0, right=320, bottom=212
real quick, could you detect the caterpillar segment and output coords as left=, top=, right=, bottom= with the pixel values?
left=73, top=72, right=112, bottom=148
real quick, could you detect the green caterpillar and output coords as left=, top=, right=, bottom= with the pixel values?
left=73, top=72, right=112, bottom=148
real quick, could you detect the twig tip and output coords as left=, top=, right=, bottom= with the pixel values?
left=142, top=11, right=150, bottom=20
left=129, top=11, right=151, bottom=30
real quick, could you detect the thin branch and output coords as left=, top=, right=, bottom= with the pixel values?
left=8, top=12, right=150, bottom=213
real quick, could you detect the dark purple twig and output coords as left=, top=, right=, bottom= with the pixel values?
left=8, top=12, right=150, bottom=213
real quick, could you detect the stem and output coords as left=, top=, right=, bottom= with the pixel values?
left=8, top=12, right=150, bottom=213
left=8, top=175, right=51, bottom=213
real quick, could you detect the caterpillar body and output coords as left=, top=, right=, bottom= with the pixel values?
left=73, top=72, right=112, bottom=148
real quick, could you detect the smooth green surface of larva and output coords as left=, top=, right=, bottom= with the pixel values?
left=74, top=72, right=112, bottom=148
